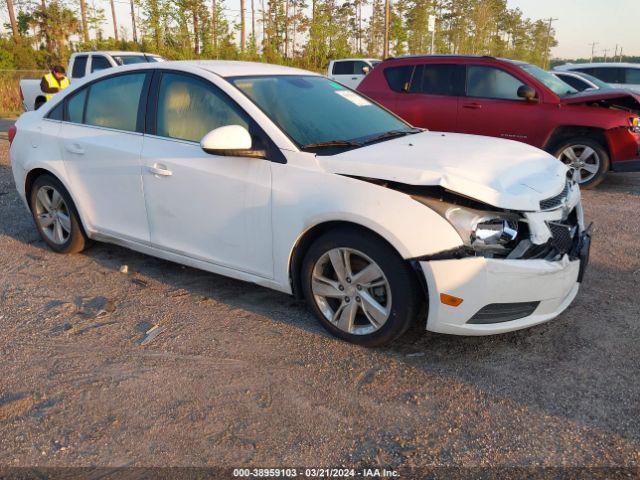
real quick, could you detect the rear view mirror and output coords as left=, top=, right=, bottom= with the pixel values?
left=517, top=85, right=537, bottom=102
left=200, top=125, right=266, bottom=159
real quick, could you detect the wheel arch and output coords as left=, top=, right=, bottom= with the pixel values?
left=24, top=167, right=91, bottom=237
left=288, top=220, right=425, bottom=301
left=544, top=126, right=610, bottom=168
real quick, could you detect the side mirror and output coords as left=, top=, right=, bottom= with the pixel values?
left=200, top=125, right=266, bottom=159
left=517, top=85, right=537, bottom=102
left=362, top=66, right=370, bottom=75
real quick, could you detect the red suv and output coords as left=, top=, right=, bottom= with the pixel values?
left=358, top=55, right=640, bottom=188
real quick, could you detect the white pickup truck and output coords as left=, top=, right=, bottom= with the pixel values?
left=327, top=58, right=380, bottom=89
left=20, top=50, right=164, bottom=111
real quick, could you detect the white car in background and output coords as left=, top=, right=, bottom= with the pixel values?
left=19, top=51, right=164, bottom=111
left=553, top=70, right=611, bottom=92
left=8, top=61, right=591, bottom=346
left=554, top=62, right=640, bottom=93
left=328, top=58, right=380, bottom=88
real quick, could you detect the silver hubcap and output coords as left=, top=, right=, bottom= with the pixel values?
left=311, top=247, right=392, bottom=335
left=34, top=186, right=71, bottom=245
left=558, top=145, right=600, bottom=184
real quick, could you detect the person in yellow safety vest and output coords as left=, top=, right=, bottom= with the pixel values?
left=40, top=65, right=70, bottom=102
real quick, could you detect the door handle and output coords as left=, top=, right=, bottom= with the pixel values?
left=65, top=143, right=85, bottom=155
left=148, top=164, right=173, bottom=177
left=351, top=77, right=358, bottom=80
left=462, top=103, right=482, bottom=110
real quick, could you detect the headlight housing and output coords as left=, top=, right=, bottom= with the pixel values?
left=414, top=197, right=520, bottom=254
left=445, top=207, right=519, bottom=252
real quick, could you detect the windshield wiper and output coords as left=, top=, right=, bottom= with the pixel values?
left=301, top=140, right=363, bottom=151
left=362, top=128, right=422, bottom=145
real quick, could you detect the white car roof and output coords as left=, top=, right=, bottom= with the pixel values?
left=73, top=51, right=159, bottom=56
left=554, top=62, right=640, bottom=71
left=175, top=60, right=319, bottom=78
left=330, top=58, right=381, bottom=63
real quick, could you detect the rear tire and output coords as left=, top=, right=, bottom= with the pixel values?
left=29, top=174, right=89, bottom=254
left=552, top=137, right=609, bottom=189
left=301, top=228, right=421, bottom=347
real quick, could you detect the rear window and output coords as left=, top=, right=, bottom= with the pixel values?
left=72, top=55, right=87, bottom=78
left=383, top=66, right=414, bottom=92
left=113, top=55, right=149, bottom=65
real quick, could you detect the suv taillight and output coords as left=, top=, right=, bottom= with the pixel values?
left=8, top=125, right=17, bottom=146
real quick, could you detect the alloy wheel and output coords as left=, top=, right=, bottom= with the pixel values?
left=557, top=144, right=601, bottom=184
left=34, top=185, right=71, bottom=245
left=311, top=247, right=392, bottom=335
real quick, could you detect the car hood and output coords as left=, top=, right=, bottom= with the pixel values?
left=318, top=131, right=568, bottom=212
left=560, top=88, right=640, bottom=112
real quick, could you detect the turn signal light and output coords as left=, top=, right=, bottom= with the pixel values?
left=440, top=293, right=464, bottom=307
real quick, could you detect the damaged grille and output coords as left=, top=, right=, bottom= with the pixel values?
left=547, top=211, right=579, bottom=255
left=539, top=181, right=570, bottom=211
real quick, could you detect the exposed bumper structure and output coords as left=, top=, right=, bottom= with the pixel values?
left=420, top=255, right=581, bottom=335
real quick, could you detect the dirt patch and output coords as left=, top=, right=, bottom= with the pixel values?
left=0, top=394, right=35, bottom=421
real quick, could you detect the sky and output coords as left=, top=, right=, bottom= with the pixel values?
left=2, top=0, right=639, bottom=60
left=508, top=0, right=639, bottom=59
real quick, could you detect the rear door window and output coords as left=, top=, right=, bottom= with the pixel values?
left=333, top=61, right=355, bottom=75
left=579, top=67, right=624, bottom=84
left=624, top=68, right=640, bottom=84
left=91, top=55, right=112, bottom=73
left=466, top=66, right=525, bottom=100
left=410, top=64, right=464, bottom=95
left=383, top=65, right=414, bottom=92
left=72, top=55, right=88, bottom=78
left=66, top=88, right=88, bottom=123
left=84, top=73, right=147, bottom=131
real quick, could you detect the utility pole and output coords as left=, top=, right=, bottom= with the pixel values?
left=110, top=0, right=119, bottom=41
left=589, top=42, right=598, bottom=63
left=6, top=0, right=19, bottom=40
left=79, top=0, right=89, bottom=43
left=130, top=0, right=138, bottom=43
left=542, top=17, right=557, bottom=69
left=602, top=48, right=609, bottom=62
left=383, top=0, right=390, bottom=57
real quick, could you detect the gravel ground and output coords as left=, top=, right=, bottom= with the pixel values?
left=0, top=135, right=639, bottom=473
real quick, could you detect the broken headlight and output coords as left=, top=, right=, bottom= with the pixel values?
left=413, top=196, right=520, bottom=253
left=445, top=207, right=519, bottom=252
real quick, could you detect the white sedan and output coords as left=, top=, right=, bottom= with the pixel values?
left=8, top=61, right=591, bottom=346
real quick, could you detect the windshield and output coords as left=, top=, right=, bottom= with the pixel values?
left=573, top=72, right=611, bottom=89
left=520, top=64, right=578, bottom=96
left=230, top=75, right=412, bottom=152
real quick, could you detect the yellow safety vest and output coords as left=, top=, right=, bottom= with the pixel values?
left=43, top=73, right=70, bottom=101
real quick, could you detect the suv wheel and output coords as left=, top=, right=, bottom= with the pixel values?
left=301, top=228, right=421, bottom=347
left=552, top=137, right=609, bottom=188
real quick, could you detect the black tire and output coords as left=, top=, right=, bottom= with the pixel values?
left=29, top=174, right=89, bottom=254
left=301, top=228, right=422, bottom=347
left=552, top=137, right=609, bottom=189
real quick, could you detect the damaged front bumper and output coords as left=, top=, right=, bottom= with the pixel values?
left=419, top=237, right=588, bottom=335
left=415, top=180, right=591, bottom=336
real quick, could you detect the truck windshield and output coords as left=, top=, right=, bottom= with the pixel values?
left=230, top=75, right=413, bottom=153
left=520, top=64, right=578, bottom=97
left=113, top=55, right=164, bottom=65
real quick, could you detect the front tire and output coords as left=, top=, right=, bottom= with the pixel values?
left=301, top=228, right=421, bottom=347
left=29, top=174, right=89, bottom=254
left=552, top=137, right=609, bottom=189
